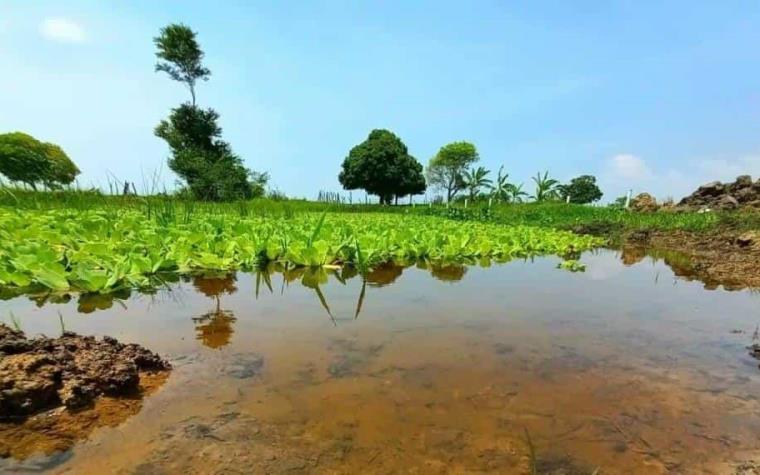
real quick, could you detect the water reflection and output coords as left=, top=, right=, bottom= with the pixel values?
left=190, top=274, right=238, bottom=349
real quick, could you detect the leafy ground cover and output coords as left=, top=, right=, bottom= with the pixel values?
left=0, top=208, right=602, bottom=293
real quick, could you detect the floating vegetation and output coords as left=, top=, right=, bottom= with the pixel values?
left=0, top=209, right=603, bottom=293
left=557, top=259, right=587, bottom=272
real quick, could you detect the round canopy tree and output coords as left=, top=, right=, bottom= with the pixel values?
left=0, top=132, right=50, bottom=189
left=426, top=141, right=479, bottom=202
left=42, top=143, right=80, bottom=188
left=558, top=175, right=603, bottom=204
left=339, top=129, right=426, bottom=204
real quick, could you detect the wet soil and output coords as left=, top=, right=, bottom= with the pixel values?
left=0, top=325, right=170, bottom=417
left=623, top=229, right=760, bottom=290
left=0, top=371, right=168, bottom=461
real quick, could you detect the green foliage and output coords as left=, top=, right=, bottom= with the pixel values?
left=0, top=132, right=79, bottom=189
left=557, top=259, right=586, bottom=272
left=0, top=132, right=50, bottom=189
left=42, top=143, right=80, bottom=188
left=0, top=208, right=603, bottom=293
left=558, top=175, right=603, bottom=204
left=531, top=171, right=560, bottom=202
left=427, top=141, right=479, bottom=202
left=461, top=166, right=492, bottom=201
left=155, top=105, right=263, bottom=201
left=154, top=24, right=267, bottom=202
left=338, top=129, right=426, bottom=204
left=154, top=23, right=211, bottom=105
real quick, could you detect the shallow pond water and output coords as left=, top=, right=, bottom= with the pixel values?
left=2, top=248, right=760, bottom=474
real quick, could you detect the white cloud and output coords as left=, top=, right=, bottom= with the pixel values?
left=39, top=18, right=86, bottom=43
left=607, top=154, right=652, bottom=180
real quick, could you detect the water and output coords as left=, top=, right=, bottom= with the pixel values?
left=2, top=249, right=760, bottom=474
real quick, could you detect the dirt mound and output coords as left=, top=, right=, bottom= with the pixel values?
left=678, top=175, right=760, bottom=211
left=629, top=193, right=659, bottom=212
left=0, top=325, right=170, bottom=418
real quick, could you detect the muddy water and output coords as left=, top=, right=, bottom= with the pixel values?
left=2, top=249, right=760, bottom=474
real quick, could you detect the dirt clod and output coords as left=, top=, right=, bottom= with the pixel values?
left=0, top=325, right=171, bottom=418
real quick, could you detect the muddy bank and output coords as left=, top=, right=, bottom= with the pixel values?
left=0, top=371, right=168, bottom=462
left=0, top=325, right=171, bottom=418
left=623, top=229, right=760, bottom=290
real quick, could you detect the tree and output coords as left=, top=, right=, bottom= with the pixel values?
left=155, top=104, right=262, bottom=201
left=426, top=141, right=479, bottom=202
left=531, top=171, right=560, bottom=202
left=490, top=166, right=511, bottom=202
left=461, top=166, right=491, bottom=201
left=557, top=175, right=603, bottom=204
left=0, top=132, right=51, bottom=189
left=338, top=129, right=426, bottom=204
left=394, top=153, right=426, bottom=203
left=154, top=24, right=267, bottom=201
left=42, top=143, right=80, bottom=188
left=507, top=182, right=529, bottom=203
left=154, top=24, right=210, bottom=106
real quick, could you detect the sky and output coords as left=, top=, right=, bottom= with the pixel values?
left=2, top=1, right=760, bottom=202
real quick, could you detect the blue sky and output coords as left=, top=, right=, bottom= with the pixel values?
left=2, top=1, right=760, bottom=201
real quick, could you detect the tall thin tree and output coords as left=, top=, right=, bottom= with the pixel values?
left=154, top=24, right=211, bottom=106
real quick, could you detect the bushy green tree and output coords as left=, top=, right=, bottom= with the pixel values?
left=427, top=141, right=479, bottom=202
left=42, top=143, right=80, bottom=188
left=0, top=132, right=50, bottom=189
left=154, top=23, right=266, bottom=201
left=558, top=175, right=603, bottom=204
left=339, top=129, right=426, bottom=204
left=0, top=132, right=80, bottom=189
left=155, top=104, right=263, bottom=201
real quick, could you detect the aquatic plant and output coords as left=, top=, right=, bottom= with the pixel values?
left=0, top=209, right=603, bottom=293
left=557, top=259, right=586, bottom=272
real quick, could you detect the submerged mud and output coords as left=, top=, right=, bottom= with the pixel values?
left=0, top=324, right=170, bottom=418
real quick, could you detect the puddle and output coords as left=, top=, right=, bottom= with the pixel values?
left=1, top=249, right=760, bottom=473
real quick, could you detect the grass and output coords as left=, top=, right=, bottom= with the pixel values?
left=3, top=187, right=758, bottom=234
left=415, top=201, right=760, bottom=234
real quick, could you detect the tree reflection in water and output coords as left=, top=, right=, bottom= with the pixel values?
left=191, top=274, right=238, bottom=349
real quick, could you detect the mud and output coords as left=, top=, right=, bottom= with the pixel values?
left=0, top=325, right=171, bottom=418
left=0, top=371, right=168, bottom=461
left=623, top=229, right=760, bottom=290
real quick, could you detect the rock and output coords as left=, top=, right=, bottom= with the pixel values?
left=0, top=324, right=171, bottom=418
left=733, top=175, right=753, bottom=190
left=629, top=193, right=658, bottom=212
left=678, top=176, right=759, bottom=210
left=734, top=187, right=756, bottom=203
left=715, top=195, right=739, bottom=210
left=697, top=181, right=724, bottom=197
left=737, top=231, right=760, bottom=248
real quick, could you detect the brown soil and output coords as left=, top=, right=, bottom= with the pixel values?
left=0, top=371, right=169, bottom=460
left=0, top=326, right=172, bottom=460
left=623, top=229, right=760, bottom=290
left=0, top=326, right=171, bottom=418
